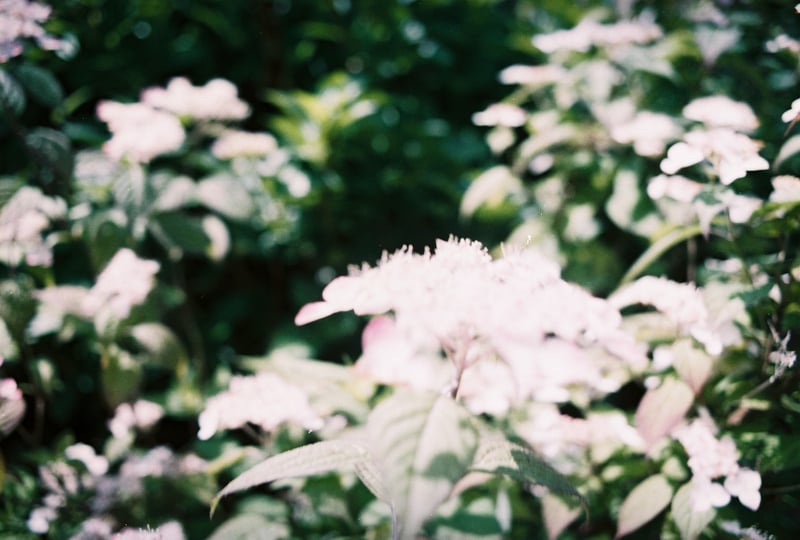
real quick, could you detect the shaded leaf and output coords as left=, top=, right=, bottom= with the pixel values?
left=0, top=67, right=26, bottom=116
left=24, top=127, right=73, bottom=183
left=616, top=474, right=673, bottom=538
left=617, top=225, right=703, bottom=288
left=671, top=482, right=714, bottom=540
left=149, top=212, right=213, bottom=259
left=14, top=64, right=63, bottom=108
left=635, top=377, right=694, bottom=452
left=127, top=322, right=188, bottom=369
left=211, top=439, right=370, bottom=515
left=470, top=435, right=582, bottom=503
left=101, top=346, right=142, bottom=409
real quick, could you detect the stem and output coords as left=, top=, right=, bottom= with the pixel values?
left=615, top=224, right=703, bottom=290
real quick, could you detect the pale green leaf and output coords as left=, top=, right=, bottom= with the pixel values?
left=671, top=482, right=714, bottom=540
left=616, top=224, right=703, bottom=289
left=542, top=493, right=582, bottom=540
left=460, top=166, right=524, bottom=217
left=635, top=378, right=694, bottom=451
left=365, top=390, right=479, bottom=540
left=196, top=174, right=256, bottom=221
left=206, top=514, right=289, bottom=540
left=773, top=134, right=800, bottom=171
left=211, top=439, right=369, bottom=515
left=616, top=474, right=673, bottom=538
left=671, top=339, right=713, bottom=394
left=127, top=322, right=188, bottom=370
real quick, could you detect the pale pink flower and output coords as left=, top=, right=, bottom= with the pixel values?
left=141, top=77, right=249, bottom=121
left=532, top=17, right=662, bottom=53
left=64, top=443, right=108, bottom=476
left=647, top=174, right=704, bottom=202
left=498, top=64, right=566, bottom=86
left=673, top=418, right=761, bottom=511
left=610, top=111, right=682, bottom=157
left=683, top=96, right=759, bottom=133
left=781, top=98, right=800, bottom=123
left=472, top=103, right=527, bottom=127
left=108, top=400, right=165, bottom=438
left=770, top=175, right=800, bottom=203
left=0, top=186, right=65, bottom=267
left=97, top=101, right=186, bottom=163
left=610, top=276, right=722, bottom=355
left=81, top=248, right=160, bottom=323
left=767, top=34, right=800, bottom=54
left=0, top=0, right=70, bottom=62
left=211, top=130, right=277, bottom=159
left=660, top=129, right=769, bottom=185
left=297, top=237, right=646, bottom=413
left=197, top=371, right=324, bottom=440
left=113, top=521, right=186, bottom=540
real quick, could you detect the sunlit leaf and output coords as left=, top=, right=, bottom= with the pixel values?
left=211, top=439, right=370, bottom=515
left=635, top=378, right=694, bottom=452
left=773, top=134, right=800, bottom=170
left=365, top=390, right=479, bottom=539
left=542, top=493, right=582, bottom=540
left=671, top=482, right=714, bottom=540
left=615, top=474, right=673, bottom=538
left=196, top=174, right=256, bottom=221
left=206, top=513, right=289, bottom=540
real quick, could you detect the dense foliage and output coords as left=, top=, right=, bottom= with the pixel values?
left=2, top=1, right=800, bottom=538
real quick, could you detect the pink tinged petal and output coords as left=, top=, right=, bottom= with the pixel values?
left=635, top=378, right=694, bottom=452
left=660, top=142, right=705, bottom=174
left=294, top=301, right=341, bottom=326
left=724, top=469, right=762, bottom=510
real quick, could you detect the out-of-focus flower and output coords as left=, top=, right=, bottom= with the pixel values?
left=97, top=101, right=186, bottom=163
left=683, top=96, right=759, bottom=133
left=472, top=103, right=527, bottom=127
left=112, top=521, right=186, bottom=540
left=27, top=506, right=57, bottom=534
left=69, top=517, right=114, bottom=540
left=64, top=443, right=109, bottom=476
left=610, top=276, right=722, bottom=355
left=0, top=186, right=66, bottom=267
left=296, top=237, right=646, bottom=415
left=0, top=0, right=71, bottom=62
left=108, top=400, right=165, bottom=439
left=498, top=64, right=566, bottom=86
left=211, top=130, right=278, bottom=159
left=141, top=77, right=249, bottom=121
left=782, top=98, right=800, bottom=124
left=766, top=34, right=800, bottom=54
left=81, top=248, right=160, bottom=325
left=609, top=111, right=682, bottom=157
left=0, top=377, right=25, bottom=435
left=533, top=17, right=662, bottom=53
left=673, top=418, right=761, bottom=512
left=660, top=129, right=769, bottom=185
left=197, top=371, right=324, bottom=440
left=647, top=174, right=704, bottom=202
left=770, top=175, right=800, bottom=203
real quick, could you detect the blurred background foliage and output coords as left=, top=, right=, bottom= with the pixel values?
left=3, top=0, right=800, bottom=537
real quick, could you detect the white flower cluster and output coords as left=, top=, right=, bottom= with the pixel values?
left=0, top=0, right=70, bottom=62
left=0, top=186, right=66, bottom=267
left=532, top=17, right=663, bottom=54
left=97, top=77, right=255, bottom=163
left=673, top=418, right=761, bottom=512
left=81, top=248, right=160, bottom=328
left=297, top=237, right=647, bottom=415
left=211, top=130, right=278, bottom=160
left=197, top=371, right=325, bottom=440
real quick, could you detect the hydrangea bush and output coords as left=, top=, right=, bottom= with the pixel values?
left=1, top=1, right=800, bottom=539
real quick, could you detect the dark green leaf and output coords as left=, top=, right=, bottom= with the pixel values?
left=13, top=64, right=64, bottom=108
left=0, top=68, right=25, bottom=116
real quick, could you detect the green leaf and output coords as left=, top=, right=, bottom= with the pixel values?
left=24, top=127, right=73, bottom=183
left=13, top=64, right=63, bottom=108
left=0, top=277, right=37, bottom=341
left=0, top=67, right=26, bottom=116
left=206, top=514, right=290, bottom=540
left=671, top=339, right=713, bottom=395
left=127, top=322, right=188, bottom=370
left=541, top=493, right=582, bottom=540
left=364, top=390, right=479, bottom=539
left=149, top=212, right=216, bottom=259
left=616, top=224, right=703, bottom=289
left=615, top=474, right=673, bottom=538
left=101, top=346, right=143, bottom=409
left=671, top=482, right=714, bottom=540
left=470, top=435, right=583, bottom=504
left=211, top=439, right=370, bottom=515
left=196, top=174, right=256, bottom=221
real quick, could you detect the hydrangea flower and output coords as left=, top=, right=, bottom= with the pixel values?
left=532, top=17, right=662, bottom=53
left=296, top=237, right=646, bottom=415
left=97, top=101, right=186, bottom=163
left=197, top=371, right=325, bottom=440
left=140, top=77, right=250, bottom=121
left=0, top=0, right=71, bottom=62
left=682, top=96, right=759, bottom=133
left=211, top=130, right=278, bottom=159
left=471, top=103, right=527, bottom=127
